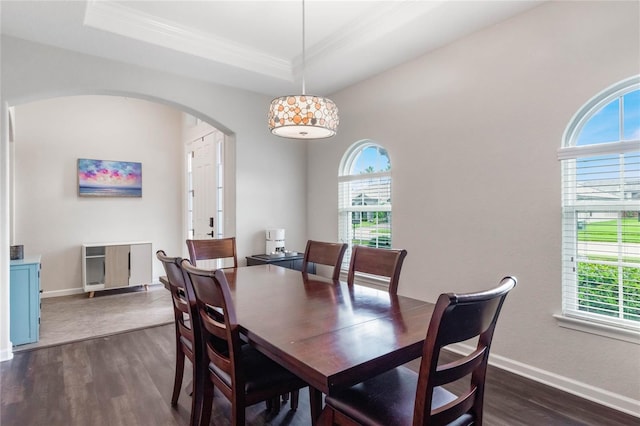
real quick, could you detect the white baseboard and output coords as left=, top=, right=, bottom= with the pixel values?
left=0, top=346, right=14, bottom=362
left=41, top=288, right=85, bottom=298
left=447, top=343, right=640, bottom=418
left=41, top=281, right=164, bottom=299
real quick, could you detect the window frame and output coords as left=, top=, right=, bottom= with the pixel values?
left=557, top=76, right=640, bottom=342
left=338, top=140, right=393, bottom=271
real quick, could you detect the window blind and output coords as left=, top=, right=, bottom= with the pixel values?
left=560, top=151, right=640, bottom=329
left=338, top=173, right=392, bottom=268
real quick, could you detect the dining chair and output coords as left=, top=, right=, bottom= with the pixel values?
left=186, top=237, right=238, bottom=268
left=156, top=250, right=198, bottom=423
left=347, top=245, right=408, bottom=294
left=318, top=276, right=517, bottom=426
left=181, top=260, right=309, bottom=426
left=302, top=240, right=347, bottom=280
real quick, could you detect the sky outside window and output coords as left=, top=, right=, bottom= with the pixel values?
left=352, top=146, right=390, bottom=174
left=577, top=89, right=640, bottom=146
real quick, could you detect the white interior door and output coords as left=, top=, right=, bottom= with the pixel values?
left=188, top=131, right=225, bottom=268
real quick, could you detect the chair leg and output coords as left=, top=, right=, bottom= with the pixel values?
left=309, top=387, right=323, bottom=425
left=290, top=390, right=299, bottom=410
left=271, top=396, right=281, bottom=414
left=232, top=400, right=246, bottom=426
left=195, top=376, right=214, bottom=426
left=171, top=347, right=185, bottom=406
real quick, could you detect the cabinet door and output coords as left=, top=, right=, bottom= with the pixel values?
left=129, top=243, right=152, bottom=286
left=10, top=264, right=40, bottom=345
left=104, top=245, right=130, bottom=288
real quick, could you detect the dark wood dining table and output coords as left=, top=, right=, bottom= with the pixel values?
left=162, top=263, right=435, bottom=423
left=222, top=264, right=435, bottom=423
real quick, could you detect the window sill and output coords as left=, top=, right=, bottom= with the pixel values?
left=553, top=314, right=640, bottom=345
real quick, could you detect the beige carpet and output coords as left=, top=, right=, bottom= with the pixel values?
left=13, top=284, right=174, bottom=352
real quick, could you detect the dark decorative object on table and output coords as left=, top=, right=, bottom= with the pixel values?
left=10, top=245, right=24, bottom=260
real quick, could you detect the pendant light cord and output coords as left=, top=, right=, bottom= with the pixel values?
left=301, top=0, right=306, bottom=95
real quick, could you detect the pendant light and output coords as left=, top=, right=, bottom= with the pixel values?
left=268, top=0, right=339, bottom=139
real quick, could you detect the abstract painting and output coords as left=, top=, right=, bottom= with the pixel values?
left=78, top=159, right=142, bottom=197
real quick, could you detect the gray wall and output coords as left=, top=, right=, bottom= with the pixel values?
left=307, top=0, right=640, bottom=413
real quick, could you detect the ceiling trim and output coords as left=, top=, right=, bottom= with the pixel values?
left=302, top=0, right=445, bottom=68
left=83, top=0, right=293, bottom=82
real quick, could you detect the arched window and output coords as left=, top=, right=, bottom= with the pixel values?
left=338, top=141, right=392, bottom=269
left=558, top=76, right=640, bottom=333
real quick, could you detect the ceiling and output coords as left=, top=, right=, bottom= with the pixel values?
left=0, top=0, right=544, bottom=97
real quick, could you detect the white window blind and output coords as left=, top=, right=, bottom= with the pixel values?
left=561, top=153, right=640, bottom=329
left=559, top=78, right=640, bottom=331
left=338, top=142, right=392, bottom=268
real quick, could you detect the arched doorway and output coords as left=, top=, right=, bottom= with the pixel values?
left=1, top=93, right=236, bottom=357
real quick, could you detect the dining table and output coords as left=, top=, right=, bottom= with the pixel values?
left=162, top=263, right=435, bottom=424
left=224, top=264, right=435, bottom=423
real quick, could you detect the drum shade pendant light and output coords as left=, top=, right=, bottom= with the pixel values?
left=268, top=0, right=339, bottom=139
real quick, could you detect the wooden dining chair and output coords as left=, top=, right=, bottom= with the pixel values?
left=347, top=245, right=408, bottom=294
left=318, top=276, right=517, bottom=426
left=186, top=237, right=238, bottom=268
left=181, top=260, right=310, bottom=426
left=156, top=250, right=198, bottom=423
left=302, top=240, right=347, bottom=280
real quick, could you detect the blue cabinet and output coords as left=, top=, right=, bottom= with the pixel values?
left=10, top=256, right=41, bottom=345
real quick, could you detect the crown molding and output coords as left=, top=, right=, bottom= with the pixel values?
left=300, top=1, right=445, bottom=70
left=83, top=0, right=293, bottom=82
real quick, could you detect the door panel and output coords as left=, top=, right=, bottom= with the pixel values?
left=190, top=132, right=220, bottom=269
left=104, top=245, right=130, bottom=288
left=129, top=243, right=152, bottom=285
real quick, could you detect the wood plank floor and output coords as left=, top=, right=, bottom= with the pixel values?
left=1, top=324, right=637, bottom=425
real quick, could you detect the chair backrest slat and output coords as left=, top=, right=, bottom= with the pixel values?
left=186, top=237, right=238, bottom=268
left=347, top=245, right=407, bottom=294
left=302, top=240, right=347, bottom=280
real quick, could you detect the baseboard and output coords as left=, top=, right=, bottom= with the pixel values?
left=41, top=288, right=85, bottom=298
left=447, top=343, right=640, bottom=418
left=42, top=281, right=164, bottom=299
left=0, top=346, right=14, bottom=362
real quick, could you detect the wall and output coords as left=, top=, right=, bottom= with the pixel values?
left=13, top=96, right=182, bottom=294
left=0, top=36, right=308, bottom=359
left=308, top=0, right=640, bottom=415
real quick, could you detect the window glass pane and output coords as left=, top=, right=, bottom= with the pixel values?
left=623, top=90, right=640, bottom=140
left=351, top=146, right=390, bottom=174
left=576, top=99, right=620, bottom=146
left=575, top=211, right=640, bottom=321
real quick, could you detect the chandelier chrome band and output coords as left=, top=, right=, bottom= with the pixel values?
left=268, top=95, right=339, bottom=139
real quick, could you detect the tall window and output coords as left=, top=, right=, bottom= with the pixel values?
left=559, top=76, right=640, bottom=332
left=339, top=141, right=392, bottom=268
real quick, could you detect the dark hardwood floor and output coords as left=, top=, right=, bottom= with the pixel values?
left=1, top=324, right=637, bottom=425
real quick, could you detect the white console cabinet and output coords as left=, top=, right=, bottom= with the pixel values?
left=82, top=242, right=152, bottom=297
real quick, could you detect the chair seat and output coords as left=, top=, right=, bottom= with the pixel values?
left=325, top=367, right=472, bottom=426
left=210, top=344, right=303, bottom=394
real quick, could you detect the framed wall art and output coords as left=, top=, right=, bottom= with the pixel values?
left=77, top=159, right=142, bottom=197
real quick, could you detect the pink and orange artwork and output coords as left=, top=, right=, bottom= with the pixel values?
left=78, top=159, right=142, bottom=197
